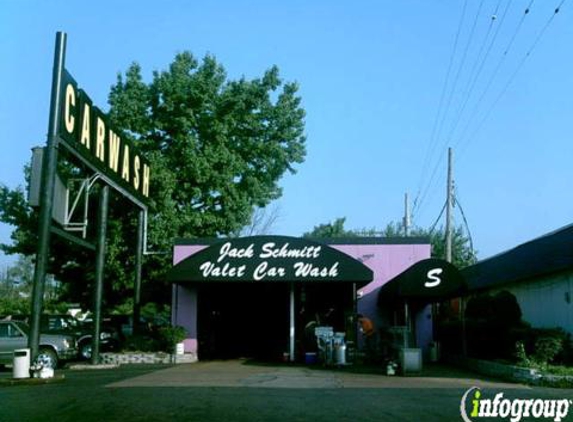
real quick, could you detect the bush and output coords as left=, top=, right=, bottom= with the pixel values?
left=158, top=325, right=187, bottom=352
left=491, top=291, right=522, bottom=328
left=515, top=341, right=532, bottom=367
left=123, top=334, right=161, bottom=352
left=515, top=328, right=569, bottom=370
left=461, top=291, right=527, bottom=360
left=530, top=328, right=566, bottom=365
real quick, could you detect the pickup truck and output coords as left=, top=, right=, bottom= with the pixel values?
left=0, top=319, right=78, bottom=369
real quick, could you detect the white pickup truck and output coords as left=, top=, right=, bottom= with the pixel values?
left=0, top=319, right=78, bottom=369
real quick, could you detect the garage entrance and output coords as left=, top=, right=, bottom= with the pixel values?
left=197, top=283, right=289, bottom=360
left=196, top=281, right=357, bottom=361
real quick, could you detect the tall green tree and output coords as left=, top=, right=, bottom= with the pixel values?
left=108, top=53, right=306, bottom=248
left=0, top=52, right=307, bottom=309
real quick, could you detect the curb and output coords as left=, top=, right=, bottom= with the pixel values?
left=68, top=363, right=120, bottom=370
left=0, top=374, right=66, bottom=387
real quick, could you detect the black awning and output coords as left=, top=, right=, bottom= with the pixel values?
left=378, top=258, right=466, bottom=305
left=168, top=235, right=373, bottom=285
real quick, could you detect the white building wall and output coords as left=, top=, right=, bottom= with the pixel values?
left=493, top=271, right=573, bottom=336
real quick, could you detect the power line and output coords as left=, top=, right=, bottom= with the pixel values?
left=460, top=0, right=504, bottom=108
left=453, top=0, right=537, bottom=153
left=420, top=0, right=484, bottom=210
left=458, top=1, right=566, bottom=157
left=416, top=1, right=485, bottom=220
left=454, top=190, right=475, bottom=254
left=414, top=0, right=565, bottom=224
left=414, top=0, right=469, bottom=216
left=429, top=201, right=447, bottom=235
left=443, top=0, right=512, bottom=152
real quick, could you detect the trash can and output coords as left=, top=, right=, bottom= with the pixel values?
left=429, top=341, right=439, bottom=362
left=400, top=348, right=422, bottom=373
left=13, top=348, right=30, bottom=379
left=333, top=332, right=346, bottom=365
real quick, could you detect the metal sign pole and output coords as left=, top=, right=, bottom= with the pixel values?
left=91, top=185, right=109, bottom=365
left=28, top=32, right=67, bottom=360
left=133, top=210, right=144, bottom=334
left=289, top=282, right=295, bottom=362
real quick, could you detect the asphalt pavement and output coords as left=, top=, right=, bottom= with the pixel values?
left=1, top=360, right=572, bottom=422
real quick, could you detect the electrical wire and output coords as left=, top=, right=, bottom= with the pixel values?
left=422, top=0, right=485, bottom=210
left=415, top=0, right=565, bottom=224
left=444, top=0, right=512, bottom=151
left=414, top=0, right=510, bottom=221
left=429, top=201, right=447, bottom=235
left=454, top=191, right=475, bottom=254
left=458, top=1, right=566, bottom=158
left=414, top=0, right=468, bottom=216
left=453, top=0, right=537, bottom=154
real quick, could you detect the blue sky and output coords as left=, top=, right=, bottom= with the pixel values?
left=1, top=0, right=572, bottom=269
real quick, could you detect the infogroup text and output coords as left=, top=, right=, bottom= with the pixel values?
left=460, top=387, right=572, bottom=422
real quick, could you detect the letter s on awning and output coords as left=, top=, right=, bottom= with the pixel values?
left=378, top=258, right=467, bottom=306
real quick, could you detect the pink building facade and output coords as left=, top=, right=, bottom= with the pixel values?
left=170, top=236, right=431, bottom=361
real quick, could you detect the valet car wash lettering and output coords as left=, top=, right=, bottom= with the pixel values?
left=199, top=241, right=339, bottom=281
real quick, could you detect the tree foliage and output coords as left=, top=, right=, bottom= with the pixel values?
left=0, top=52, right=307, bottom=310
left=304, top=218, right=477, bottom=268
left=109, top=54, right=306, bottom=245
left=303, top=217, right=355, bottom=238
left=381, top=221, right=477, bottom=268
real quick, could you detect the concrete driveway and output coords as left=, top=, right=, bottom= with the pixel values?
left=107, top=360, right=528, bottom=390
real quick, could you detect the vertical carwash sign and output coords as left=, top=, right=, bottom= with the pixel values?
left=59, top=71, right=151, bottom=203
left=29, top=32, right=151, bottom=362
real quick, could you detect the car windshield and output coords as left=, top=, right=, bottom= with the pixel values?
left=48, top=316, right=80, bottom=331
left=12, top=320, right=30, bottom=335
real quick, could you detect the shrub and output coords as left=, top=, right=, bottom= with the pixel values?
left=492, top=291, right=522, bottom=328
left=158, top=325, right=187, bottom=352
left=515, top=328, right=569, bottom=369
left=532, top=329, right=565, bottom=365
left=123, top=333, right=161, bottom=352
left=462, top=291, right=526, bottom=360
left=515, top=341, right=532, bottom=367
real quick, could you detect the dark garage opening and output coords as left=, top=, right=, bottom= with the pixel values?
left=197, top=282, right=290, bottom=360
left=196, top=282, right=356, bottom=361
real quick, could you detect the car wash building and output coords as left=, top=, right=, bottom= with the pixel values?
left=168, top=235, right=465, bottom=364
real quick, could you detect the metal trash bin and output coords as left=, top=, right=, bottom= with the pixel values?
left=333, top=332, right=347, bottom=365
left=13, top=348, right=31, bottom=379
left=400, top=348, right=422, bottom=373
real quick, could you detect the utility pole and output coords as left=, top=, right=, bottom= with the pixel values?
left=403, top=193, right=411, bottom=237
left=445, top=147, right=453, bottom=263
left=444, top=147, right=466, bottom=356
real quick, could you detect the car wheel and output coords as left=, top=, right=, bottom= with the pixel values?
left=80, top=342, right=93, bottom=360
left=37, top=348, right=58, bottom=369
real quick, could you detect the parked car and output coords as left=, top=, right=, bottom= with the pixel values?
left=0, top=320, right=78, bottom=369
left=10, top=314, right=122, bottom=360
left=106, top=314, right=170, bottom=337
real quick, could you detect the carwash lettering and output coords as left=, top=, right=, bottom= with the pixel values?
left=199, top=241, right=339, bottom=281
left=460, top=387, right=571, bottom=422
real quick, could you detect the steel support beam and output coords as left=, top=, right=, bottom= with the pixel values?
left=29, top=32, right=67, bottom=360
left=91, top=185, right=109, bottom=365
